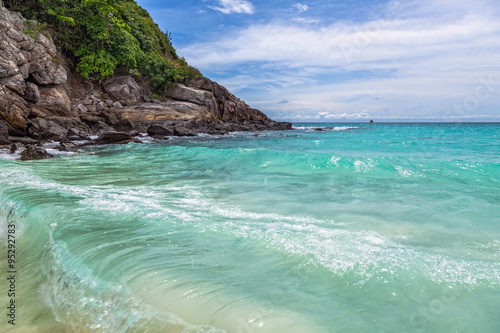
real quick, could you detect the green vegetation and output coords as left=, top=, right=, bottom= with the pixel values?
left=22, top=20, right=48, bottom=39
left=4, top=0, right=200, bottom=88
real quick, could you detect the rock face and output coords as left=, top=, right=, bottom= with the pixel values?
left=0, top=84, right=29, bottom=136
left=0, top=4, right=68, bottom=99
left=0, top=2, right=291, bottom=147
left=121, top=76, right=292, bottom=132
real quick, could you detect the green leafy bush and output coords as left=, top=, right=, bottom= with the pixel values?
left=4, top=0, right=201, bottom=88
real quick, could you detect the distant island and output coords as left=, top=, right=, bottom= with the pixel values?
left=0, top=0, right=290, bottom=158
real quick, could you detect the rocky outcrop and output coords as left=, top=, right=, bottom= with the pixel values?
left=0, top=3, right=68, bottom=101
left=118, top=77, right=292, bottom=132
left=0, top=2, right=291, bottom=150
left=187, top=77, right=269, bottom=123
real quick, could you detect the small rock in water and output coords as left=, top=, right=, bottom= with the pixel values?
left=87, top=132, right=141, bottom=145
left=20, top=145, right=53, bottom=161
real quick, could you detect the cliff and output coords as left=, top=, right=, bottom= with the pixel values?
left=0, top=1, right=290, bottom=148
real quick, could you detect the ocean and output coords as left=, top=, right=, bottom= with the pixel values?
left=1, top=123, right=499, bottom=332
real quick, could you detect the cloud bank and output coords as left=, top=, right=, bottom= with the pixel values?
left=182, top=0, right=500, bottom=121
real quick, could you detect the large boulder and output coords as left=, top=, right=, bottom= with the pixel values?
left=27, top=116, right=92, bottom=141
left=147, top=124, right=173, bottom=137
left=36, top=86, right=71, bottom=115
left=88, top=132, right=141, bottom=145
left=165, top=83, right=217, bottom=109
left=103, top=76, right=143, bottom=106
left=29, top=118, right=67, bottom=140
left=113, top=118, right=135, bottom=132
left=24, top=81, right=39, bottom=102
left=100, top=109, right=121, bottom=125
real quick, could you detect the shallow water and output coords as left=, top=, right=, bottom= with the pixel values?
left=1, top=123, right=499, bottom=332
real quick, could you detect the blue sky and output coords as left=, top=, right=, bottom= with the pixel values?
left=137, top=0, right=500, bottom=122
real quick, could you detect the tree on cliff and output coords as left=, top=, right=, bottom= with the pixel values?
left=3, top=0, right=200, bottom=89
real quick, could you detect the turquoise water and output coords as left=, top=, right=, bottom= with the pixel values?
left=1, top=123, right=499, bottom=332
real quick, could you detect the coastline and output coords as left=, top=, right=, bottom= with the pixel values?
left=0, top=2, right=291, bottom=160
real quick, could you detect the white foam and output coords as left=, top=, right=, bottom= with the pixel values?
left=292, top=126, right=360, bottom=132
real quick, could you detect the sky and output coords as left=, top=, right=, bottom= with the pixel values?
left=136, top=0, right=500, bottom=122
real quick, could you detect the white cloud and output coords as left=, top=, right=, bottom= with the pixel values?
left=291, top=3, right=309, bottom=13
left=291, top=17, right=320, bottom=24
left=182, top=0, right=500, bottom=121
left=208, top=0, right=255, bottom=14
left=181, top=16, right=499, bottom=69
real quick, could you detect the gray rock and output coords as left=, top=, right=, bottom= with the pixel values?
left=113, top=118, right=135, bottom=132
left=87, top=121, right=113, bottom=136
left=0, top=120, right=8, bottom=138
left=0, top=57, right=19, bottom=79
left=174, top=126, right=197, bottom=137
left=0, top=85, right=29, bottom=135
left=57, top=141, right=76, bottom=151
left=6, top=27, right=24, bottom=43
left=24, top=81, right=39, bottom=102
left=18, top=62, right=29, bottom=79
left=35, top=33, right=56, bottom=57
left=83, top=80, right=93, bottom=94
left=0, top=119, right=9, bottom=144
left=165, top=83, right=216, bottom=110
left=29, top=118, right=67, bottom=141
left=19, top=39, right=35, bottom=51
left=66, top=128, right=85, bottom=140
left=28, top=62, right=42, bottom=74
left=19, top=145, right=53, bottom=161
left=96, top=101, right=105, bottom=112
left=29, top=108, right=47, bottom=118
left=37, top=86, right=71, bottom=115
left=147, top=125, right=174, bottom=138
left=104, top=76, right=143, bottom=106
left=100, top=109, right=121, bottom=125
left=29, top=59, right=67, bottom=85
left=77, top=104, right=88, bottom=113
left=0, top=73, right=25, bottom=95
left=112, top=101, right=123, bottom=109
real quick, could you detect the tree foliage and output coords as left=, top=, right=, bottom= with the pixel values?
left=4, top=0, right=200, bottom=88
